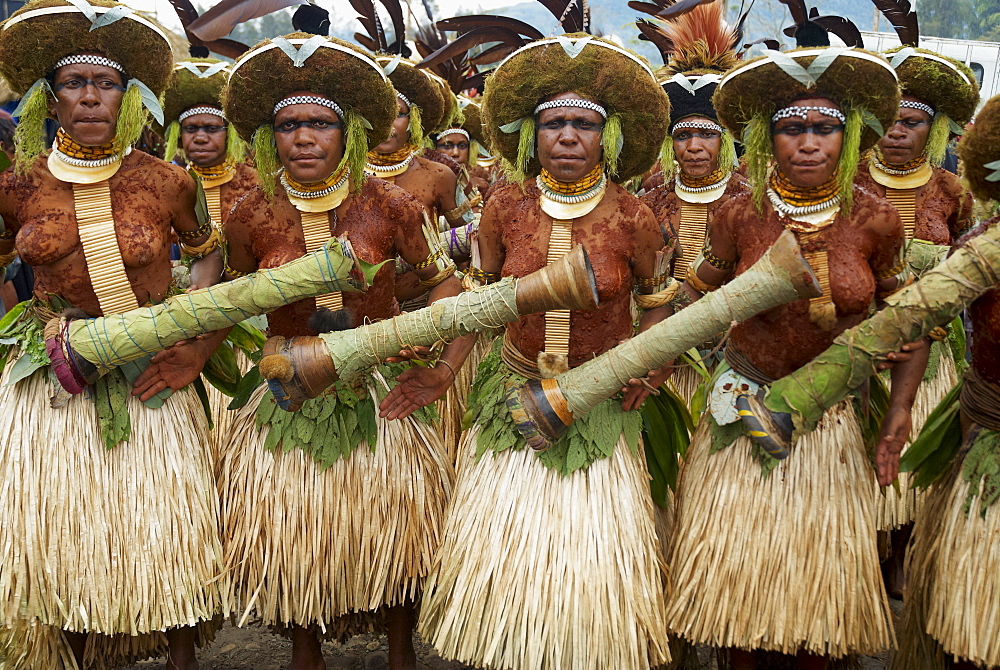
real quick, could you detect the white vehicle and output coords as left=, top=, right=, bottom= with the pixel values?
left=861, top=31, right=1000, bottom=108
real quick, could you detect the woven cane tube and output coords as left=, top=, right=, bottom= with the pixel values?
left=64, top=239, right=362, bottom=373
left=764, top=222, right=1000, bottom=434
left=508, top=229, right=822, bottom=447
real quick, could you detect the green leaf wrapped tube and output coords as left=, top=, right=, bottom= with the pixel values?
left=504, top=229, right=823, bottom=450
left=761, top=222, right=1000, bottom=437
left=50, top=238, right=375, bottom=393
left=258, top=245, right=601, bottom=411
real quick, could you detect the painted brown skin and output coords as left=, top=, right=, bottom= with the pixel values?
left=0, top=61, right=221, bottom=670
left=478, top=92, right=670, bottom=411
left=686, top=100, right=924, bottom=491
left=225, top=98, right=466, bottom=670
left=641, top=172, right=749, bottom=274
left=965, top=215, right=1000, bottom=386
left=217, top=163, right=259, bottom=221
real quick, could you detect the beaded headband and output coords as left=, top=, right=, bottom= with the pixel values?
left=273, top=95, right=344, bottom=119
left=534, top=98, right=608, bottom=119
left=900, top=99, right=935, bottom=117
left=438, top=128, right=470, bottom=141
left=672, top=120, right=724, bottom=134
left=52, top=54, right=125, bottom=74
left=771, top=105, right=846, bottom=124
left=396, top=91, right=411, bottom=108
left=179, top=106, right=225, bottom=122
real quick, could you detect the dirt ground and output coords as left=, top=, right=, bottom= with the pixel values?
left=126, top=599, right=902, bottom=670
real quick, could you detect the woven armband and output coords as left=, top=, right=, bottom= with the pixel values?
left=419, top=260, right=457, bottom=288
left=224, top=262, right=249, bottom=278
left=444, top=199, right=473, bottom=222
left=686, top=269, right=722, bottom=294
left=634, top=279, right=680, bottom=310
left=875, top=258, right=911, bottom=299
left=928, top=325, right=949, bottom=341
left=635, top=271, right=672, bottom=292
left=0, top=215, right=15, bottom=240
left=464, top=266, right=500, bottom=286
left=180, top=227, right=221, bottom=260
left=0, top=250, right=17, bottom=268
left=177, top=218, right=213, bottom=242
left=701, top=246, right=735, bottom=271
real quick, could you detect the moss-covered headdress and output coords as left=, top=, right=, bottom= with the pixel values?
left=224, top=34, right=396, bottom=197
left=161, top=58, right=246, bottom=165
left=482, top=34, right=670, bottom=183
left=0, top=0, right=171, bottom=172
left=957, top=95, right=1000, bottom=204
left=653, top=3, right=740, bottom=179
left=376, top=56, right=445, bottom=147
left=883, top=46, right=980, bottom=166
left=713, top=47, right=899, bottom=210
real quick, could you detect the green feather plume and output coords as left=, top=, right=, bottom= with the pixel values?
left=407, top=104, right=424, bottom=145
left=658, top=135, right=676, bottom=182
left=719, top=131, right=738, bottom=172
left=926, top=113, right=951, bottom=167
left=252, top=125, right=280, bottom=199
left=836, top=108, right=864, bottom=214
left=225, top=123, right=246, bottom=164
left=601, top=113, right=624, bottom=178
left=13, top=85, right=50, bottom=174
left=115, top=84, right=149, bottom=154
left=743, top=115, right=772, bottom=211
left=163, top=121, right=181, bottom=164
left=469, top=140, right=481, bottom=168
left=344, top=110, right=368, bottom=193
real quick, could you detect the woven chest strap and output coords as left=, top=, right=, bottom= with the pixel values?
left=674, top=202, right=709, bottom=281
left=72, top=181, right=139, bottom=315
left=543, top=218, right=574, bottom=357
left=885, top=188, right=917, bottom=241
left=204, top=184, right=222, bottom=234
left=798, top=230, right=836, bottom=328
left=300, top=210, right=343, bottom=310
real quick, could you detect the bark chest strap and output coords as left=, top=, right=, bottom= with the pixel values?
left=885, top=188, right=917, bottom=241
left=543, top=217, right=574, bottom=359
left=674, top=202, right=709, bottom=281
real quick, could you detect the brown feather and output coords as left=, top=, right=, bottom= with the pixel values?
left=536, top=0, right=587, bottom=32
left=777, top=0, right=809, bottom=26
left=377, top=0, right=405, bottom=48
left=204, top=38, right=250, bottom=59
left=629, top=0, right=670, bottom=18
left=870, top=0, right=919, bottom=47
left=355, top=33, right=377, bottom=51
left=188, top=0, right=307, bottom=41
left=166, top=0, right=199, bottom=27
left=811, top=16, right=863, bottom=46
left=656, top=0, right=718, bottom=21
left=659, top=2, right=738, bottom=74
left=468, top=43, right=517, bottom=66
left=415, top=27, right=526, bottom=70
left=635, top=19, right=674, bottom=62
left=437, top=15, right=545, bottom=40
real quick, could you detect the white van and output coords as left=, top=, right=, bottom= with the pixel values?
left=860, top=31, right=1000, bottom=109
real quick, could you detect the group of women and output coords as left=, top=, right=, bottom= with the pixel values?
left=0, top=1, right=997, bottom=669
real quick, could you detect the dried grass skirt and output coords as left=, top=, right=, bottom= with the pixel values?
left=666, top=402, right=894, bottom=657
left=891, top=465, right=1000, bottom=669
left=419, top=427, right=672, bottom=670
left=876, top=348, right=958, bottom=530
left=0, top=367, right=226, bottom=668
left=219, top=382, right=454, bottom=631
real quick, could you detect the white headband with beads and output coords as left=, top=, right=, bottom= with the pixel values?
left=439, top=128, right=470, bottom=141
left=273, top=95, right=344, bottom=119
left=179, top=106, right=225, bottom=122
left=52, top=54, right=125, bottom=74
left=672, top=120, right=724, bottom=134
left=534, top=98, right=608, bottom=119
left=396, top=91, right=411, bottom=107
left=900, top=99, right=935, bottom=117
left=771, top=105, right=846, bottom=124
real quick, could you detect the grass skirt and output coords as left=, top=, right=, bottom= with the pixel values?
left=891, top=465, right=1000, bottom=668
left=419, top=427, right=672, bottom=670
left=0, top=367, right=225, bottom=668
left=437, top=335, right=493, bottom=464
left=666, top=402, right=894, bottom=657
left=219, top=380, right=454, bottom=631
left=876, top=348, right=957, bottom=530
left=669, top=364, right=703, bottom=409
left=206, top=350, right=253, bottom=474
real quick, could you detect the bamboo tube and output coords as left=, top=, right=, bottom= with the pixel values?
left=259, top=245, right=600, bottom=410
left=50, top=238, right=370, bottom=393
left=756, top=222, right=1000, bottom=440
left=506, top=229, right=822, bottom=449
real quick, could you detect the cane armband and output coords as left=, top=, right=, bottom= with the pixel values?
left=180, top=226, right=221, bottom=260
left=464, top=266, right=500, bottom=287
left=0, top=250, right=17, bottom=269
left=444, top=199, right=474, bottom=223
left=0, top=214, right=15, bottom=241
left=876, top=257, right=911, bottom=299
left=634, top=272, right=679, bottom=310
left=224, top=262, right=249, bottom=278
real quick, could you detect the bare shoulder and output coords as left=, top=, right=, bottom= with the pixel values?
left=931, top=166, right=965, bottom=198
left=227, top=186, right=272, bottom=229
left=360, top=175, right=425, bottom=216
left=118, top=151, right=193, bottom=198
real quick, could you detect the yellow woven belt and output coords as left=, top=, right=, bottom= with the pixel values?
left=300, top=210, right=343, bottom=310
left=72, top=180, right=138, bottom=315
left=674, top=202, right=709, bottom=281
